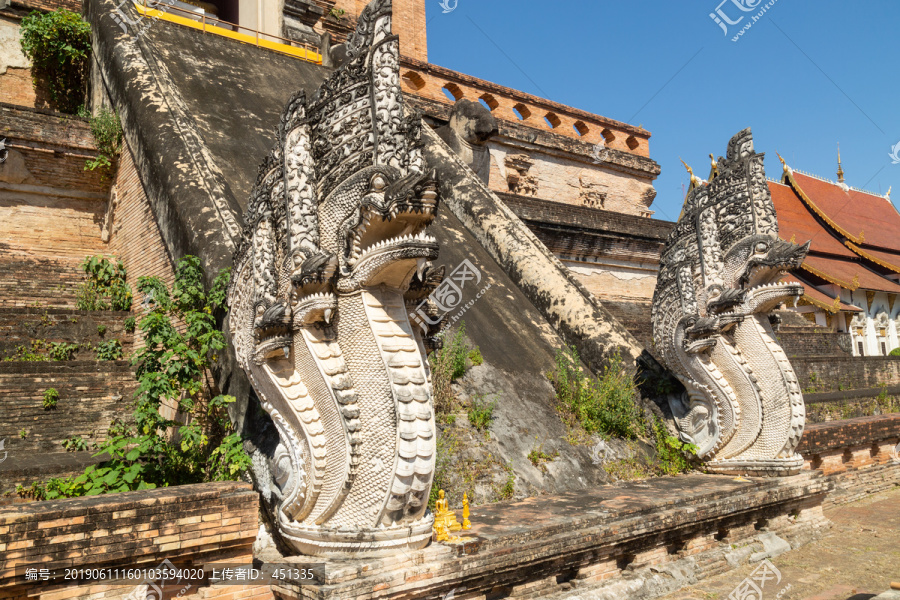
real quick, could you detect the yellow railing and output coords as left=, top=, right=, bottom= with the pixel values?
left=134, top=0, right=322, bottom=64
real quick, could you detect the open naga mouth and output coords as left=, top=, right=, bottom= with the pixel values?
left=343, top=175, right=440, bottom=285
left=254, top=303, right=292, bottom=360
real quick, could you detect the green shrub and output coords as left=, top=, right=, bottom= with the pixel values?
left=43, top=388, right=59, bottom=410
left=468, top=395, right=495, bottom=432
left=548, top=346, right=644, bottom=439
left=124, top=316, right=136, bottom=334
left=96, top=339, right=123, bottom=361
left=548, top=345, right=696, bottom=476
left=48, top=342, right=79, bottom=361
left=19, top=9, right=91, bottom=113
left=97, top=324, right=107, bottom=336
left=23, top=257, right=250, bottom=500
left=429, top=323, right=479, bottom=416
left=75, top=256, right=132, bottom=311
left=79, top=108, right=123, bottom=177
left=62, top=436, right=89, bottom=452
left=4, top=341, right=50, bottom=361
left=468, top=348, right=483, bottom=366
left=890, top=348, right=900, bottom=357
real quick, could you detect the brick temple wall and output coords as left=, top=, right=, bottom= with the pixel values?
left=0, top=359, right=137, bottom=453
left=0, top=482, right=272, bottom=600
left=792, top=356, right=900, bottom=392
left=776, top=328, right=851, bottom=359
left=108, top=143, right=177, bottom=311
left=0, top=104, right=110, bottom=308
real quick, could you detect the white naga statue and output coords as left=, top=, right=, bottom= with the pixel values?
left=651, top=129, right=809, bottom=476
left=228, top=0, right=441, bottom=555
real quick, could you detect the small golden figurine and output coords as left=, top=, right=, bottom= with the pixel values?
left=462, top=493, right=471, bottom=530
left=433, top=489, right=466, bottom=541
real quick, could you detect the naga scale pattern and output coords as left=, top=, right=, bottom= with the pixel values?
left=228, top=0, right=443, bottom=555
left=651, top=128, right=809, bottom=476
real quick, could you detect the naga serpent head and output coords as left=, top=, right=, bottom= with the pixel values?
left=653, top=128, right=809, bottom=474
left=229, top=0, right=442, bottom=556
left=719, top=235, right=809, bottom=315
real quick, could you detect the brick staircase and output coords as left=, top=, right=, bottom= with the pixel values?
left=0, top=312, right=138, bottom=497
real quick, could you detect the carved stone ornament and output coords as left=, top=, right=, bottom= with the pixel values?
left=228, top=0, right=442, bottom=556
left=651, top=128, right=810, bottom=476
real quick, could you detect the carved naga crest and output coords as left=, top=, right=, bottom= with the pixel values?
left=651, top=128, right=810, bottom=476
left=228, top=0, right=442, bottom=555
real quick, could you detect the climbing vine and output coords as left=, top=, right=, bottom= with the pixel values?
left=19, top=9, right=91, bottom=114
left=20, top=257, right=251, bottom=500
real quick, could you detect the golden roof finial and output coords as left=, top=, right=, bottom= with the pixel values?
left=708, top=153, right=718, bottom=180
left=776, top=151, right=789, bottom=172
left=837, top=143, right=845, bottom=183
left=680, top=158, right=701, bottom=188
left=886, top=186, right=892, bottom=201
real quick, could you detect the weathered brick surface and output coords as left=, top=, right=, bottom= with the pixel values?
left=793, top=356, right=900, bottom=392
left=269, top=473, right=831, bottom=600
left=0, top=307, right=134, bottom=359
left=0, top=103, right=96, bottom=150
left=777, top=329, right=852, bottom=359
left=0, top=360, right=137, bottom=453
left=108, top=143, right=177, bottom=315
left=0, top=482, right=269, bottom=600
left=1, top=104, right=112, bottom=308
left=797, top=414, right=900, bottom=457
left=400, top=57, right=650, bottom=156
left=10, top=0, right=81, bottom=13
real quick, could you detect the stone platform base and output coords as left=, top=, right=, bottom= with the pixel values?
left=267, top=472, right=832, bottom=600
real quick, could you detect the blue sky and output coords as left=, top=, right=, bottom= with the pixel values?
left=423, top=0, right=900, bottom=223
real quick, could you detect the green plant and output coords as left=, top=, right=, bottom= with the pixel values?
left=19, top=429, right=27, bottom=439
left=42, top=387, right=59, bottom=410
left=79, top=108, right=123, bottom=177
left=124, top=316, right=136, bottom=334
left=328, top=7, right=346, bottom=20
left=651, top=418, right=696, bottom=476
left=62, top=436, right=89, bottom=452
left=39, top=312, right=52, bottom=327
left=23, top=257, right=250, bottom=500
left=428, top=323, right=478, bottom=416
left=497, top=469, right=515, bottom=500
left=19, top=9, right=91, bottom=113
left=548, top=346, right=644, bottom=439
left=467, top=394, right=496, bottom=432
left=75, top=256, right=132, bottom=311
left=48, top=342, right=79, bottom=361
left=468, top=348, right=483, bottom=366
left=527, top=440, right=558, bottom=472
left=96, top=339, right=123, bottom=361
left=4, top=340, right=50, bottom=361
left=97, top=324, right=107, bottom=336
left=891, top=348, right=900, bottom=357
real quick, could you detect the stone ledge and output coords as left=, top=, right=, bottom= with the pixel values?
left=268, top=473, right=831, bottom=600
left=797, top=414, right=900, bottom=455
